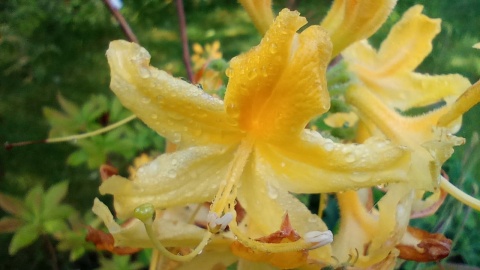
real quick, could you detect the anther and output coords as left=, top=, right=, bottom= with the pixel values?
left=207, top=212, right=233, bottom=233
left=304, top=230, right=334, bottom=250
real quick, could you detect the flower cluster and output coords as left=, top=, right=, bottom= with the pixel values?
left=92, top=1, right=480, bottom=269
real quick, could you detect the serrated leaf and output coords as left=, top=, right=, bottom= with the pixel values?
left=0, top=192, right=26, bottom=216
left=8, top=224, right=40, bottom=255
left=44, top=219, right=69, bottom=234
left=0, top=217, right=23, bottom=233
left=43, top=181, right=69, bottom=210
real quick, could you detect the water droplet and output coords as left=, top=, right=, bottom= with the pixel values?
left=141, top=97, right=151, bottom=104
left=171, top=159, right=178, bottom=166
left=346, top=154, right=356, bottom=163
left=226, top=103, right=240, bottom=117
left=267, top=183, right=278, bottom=199
left=167, top=169, right=177, bottom=178
left=139, top=67, right=151, bottom=78
left=225, top=67, right=234, bottom=78
left=308, top=216, right=317, bottom=223
left=247, top=68, right=257, bottom=80
left=172, top=133, right=182, bottom=143
left=269, top=43, right=278, bottom=54
left=151, top=114, right=158, bottom=119
left=324, top=141, right=334, bottom=152
left=280, top=162, right=286, bottom=168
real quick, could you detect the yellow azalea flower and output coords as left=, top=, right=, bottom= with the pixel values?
left=98, top=9, right=412, bottom=266
left=92, top=199, right=239, bottom=269
left=343, top=5, right=471, bottom=111
left=320, top=0, right=397, bottom=58
left=191, top=41, right=222, bottom=71
left=238, top=0, right=274, bottom=35
left=333, top=186, right=413, bottom=267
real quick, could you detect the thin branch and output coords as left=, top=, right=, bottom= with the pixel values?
left=174, top=0, right=194, bottom=82
left=286, top=0, right=300, bottom=10
left=102, top=0, right=139, bottom=43
left=43, top=235, right=58, bottom=270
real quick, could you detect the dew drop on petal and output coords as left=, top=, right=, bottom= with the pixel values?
left=151, top=114, right=158, bottom=119
left=167, top=169, right=177, bottom=178
left=269, top=43, right=278, bottom=54
left=267, top=183, right=278, bottom=199
left=172, top=133, right=182, bottom=143
left=345, top=154, right=356, bottom=163
left=141, top=97, right=151, bottom=104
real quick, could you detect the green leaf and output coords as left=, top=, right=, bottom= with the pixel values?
left=0, top=192, right=26, bottom=216
left=57, top=93, right=79, bottom=116
left=44, top=219, right=69, bottom=234
left=8, top=224, right=40, bottom=255
left=43, top=205, right=75, bottom=220
left=0, top=217, right=24, bottom=233
left=25, top=186, right=44, bottom=218
left=43, top=181, right=69, bottom=210
left=67, top=149, right=89, bottom=167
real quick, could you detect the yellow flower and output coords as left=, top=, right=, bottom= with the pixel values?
left=320, top=0, right=398, bottom=58
left=238, top=0, right=274, bottom=35
left=98, top=9, right=411, bottom=265
left=343, top=5, right=476, bottom=193
left=343, top=5, right=471, bottom=111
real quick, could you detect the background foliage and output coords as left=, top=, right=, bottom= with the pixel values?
left=1, top=0, right=479, bottom=269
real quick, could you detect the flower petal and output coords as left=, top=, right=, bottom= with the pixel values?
left=255, top=130, right=410, bottom=193
left=107, top=40, right=241, bottom=148
left=237, top=160, right=332, bottom=263
left=321, top=0, right=397, bottom=57
left=99, top=145, right=236, bottom=218
left=92, top=199, right=228, bottom=249
left=224, top=9, right=332, bottom=142
left=238, top=0, right=274, bottom=35
left=375, top=5, right=440, bottom=75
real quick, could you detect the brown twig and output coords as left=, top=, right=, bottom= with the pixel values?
left=102, top=0, right=139, bottom=43
left=174, top=0, right=194, bottom=82
left=286, top=0, right=300, bottom=10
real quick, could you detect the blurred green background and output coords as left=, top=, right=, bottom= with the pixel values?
left=1, top=0, right=479, bottom=269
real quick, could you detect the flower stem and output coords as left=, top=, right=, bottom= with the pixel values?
left=174, top=0, right=194, bottom=82
left=440, top=176, right=480, bottom=211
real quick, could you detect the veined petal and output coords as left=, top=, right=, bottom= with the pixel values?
left=237, top=159, right=332, bottom=263
left=321, top=0, right=397, bottom=57
left=375, top=5, right=440, bottom=75
left=224, top=9, right=332, bottom=142
left=93, top=199, right=203, bottom=248
left=107, top=40, right=242, bottom=148
left=255, top=130, right=410, bottom=194
left=99, top=145, right=236, bottom=218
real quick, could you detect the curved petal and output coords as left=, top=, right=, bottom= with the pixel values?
left=255, top=130, right=410, bottom=193
left=99, top=145, right=236, bottom=218
left=375, top=5, right=440, bottom=75
left=107, top=40, right=242, bottom=148
left=321, top=0, right=397, bottom=57
left=238, top=0, right=274, bottom=35
left=237, top=159, right=332, bottom=263
left=93, top=199, right=201, bottom=248
left=224, top=9, right=332, bottom=142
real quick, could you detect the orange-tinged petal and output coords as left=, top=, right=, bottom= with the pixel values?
left=99, top=145, right=236, bottom=218
left=321, top=0, right=397, bottom=57
left=107, top=40, right=242, bottom=148
left=224, top=9, right=332, bottom=142
left=397, top=226, right=452, bottom=262
left=255, top=130, right=410, bottom=193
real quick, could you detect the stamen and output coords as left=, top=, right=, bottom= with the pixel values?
left=304, top=230, right=334, bottom=249
left=440, top=176, right=480, bottom=211
left=207, top=212, right=233, bottom=233
left=210, top=138, right=254, bottom=215
left=5, top=114, right=137, bottom=149
left=134, top=203, right=212, bottom=262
